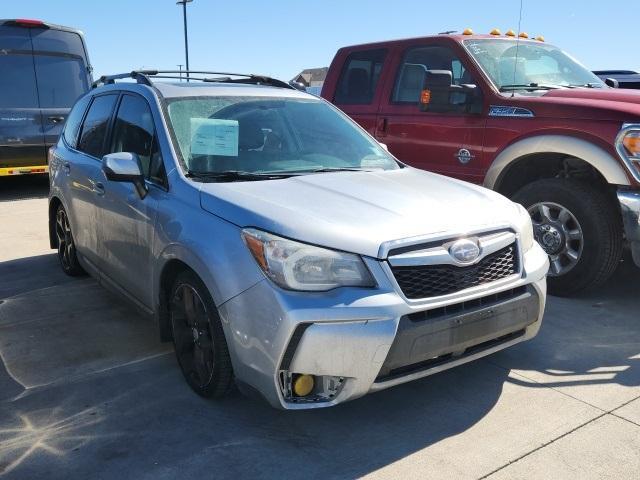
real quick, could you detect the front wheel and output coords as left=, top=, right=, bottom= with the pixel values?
left=512, top=178, right=622, bottom=296
left=169, top=270, right=234, bottom=398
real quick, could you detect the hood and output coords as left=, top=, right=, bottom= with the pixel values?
left=199, top=168, right=520, bottom=258
left=530, top=87, right=640, bottom=121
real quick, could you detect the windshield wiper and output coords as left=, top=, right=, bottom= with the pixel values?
left=296, top=167, right=371, bottom=174
left=567, top=82, right=604, bottom=89
left=499, top=83, right=562, bottom=92
left=186, top=170, right=295, bottom=182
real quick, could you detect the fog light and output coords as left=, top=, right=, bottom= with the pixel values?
left=293, top=374, right=314, bottom=397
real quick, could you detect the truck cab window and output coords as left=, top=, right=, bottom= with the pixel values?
left=334, top=49, right=386, bottom=105
left=393, top=46, right=475, bottom=106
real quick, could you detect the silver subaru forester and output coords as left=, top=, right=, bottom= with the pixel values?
left=48, top=70, right=548, bottom=409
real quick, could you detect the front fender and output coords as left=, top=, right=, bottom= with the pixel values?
left=484, top=134, right=631, bottom=190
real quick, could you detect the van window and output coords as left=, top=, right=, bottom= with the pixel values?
left=0, top=25, right=32, bottom=50
left=392, top=46, right=475, bottom=105
left=77, top=94, right=117, bottom=158
left=110, top=95, right=164, bottom=182
left=34, top=55, right=89, bottom=108
left=0, top=55, right=39, bottom=108
left=334, top=49, right=386, bottom=105
left=63, top=95, right=91, bottom=149
left=31, top=29, right=86, bottom=57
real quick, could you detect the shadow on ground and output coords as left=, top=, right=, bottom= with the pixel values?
left=0, top=176, right=49, bottom=203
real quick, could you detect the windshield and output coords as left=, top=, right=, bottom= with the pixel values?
left=166, top=96, right=399, bottom=176
left=463, top=39, right=604, bottom=91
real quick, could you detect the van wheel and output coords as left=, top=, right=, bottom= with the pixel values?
left=169, top=270, right=234, bottom=398
left=512, top=178, right=622, bottom=296
left=55, top=204, right=85, bottom=276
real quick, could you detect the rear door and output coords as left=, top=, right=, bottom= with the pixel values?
left=0, top=24, right=45, bottom=174
left=30, top=28, right=91, bottom=149
left=377, top=41, right=487, bottom=183
left=328, top=48, right=388, bottom=136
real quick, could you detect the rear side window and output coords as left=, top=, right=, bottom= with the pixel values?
left=63, top=95, right=91, bottom=148
left=34, top=55, right=89, bottom=107
left=77, top=94, right=117, bottom=158
left=109, top=94, right=164, bottom=182
left=334, top=49, right=386, bottom=105
left=0, top=54, right=38, bottom=108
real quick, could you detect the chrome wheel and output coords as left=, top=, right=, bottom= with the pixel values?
left=170, top=284, right=215, bottom=389
left=55, top=207, right=74, bottom=270
left=528, top=202, right=584, bottom=277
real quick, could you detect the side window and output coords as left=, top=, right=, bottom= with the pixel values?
left=77, top=94, right=117, bottom=158
left=334, top=49, right=386, bottom=105
left=63, top=95, right=91, bottom=148
left=109, top=95, right=164, bottom=182
left=392, top=46, right=476, bottom=106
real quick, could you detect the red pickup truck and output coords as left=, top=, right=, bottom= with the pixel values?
left=322, top=30, right=640, bottom=296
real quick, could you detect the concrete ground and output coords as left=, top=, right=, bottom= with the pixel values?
left=0, top=175, right=639, bottom=480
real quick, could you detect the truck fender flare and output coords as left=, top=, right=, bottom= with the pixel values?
left=484, top=135, right=631, bottom=190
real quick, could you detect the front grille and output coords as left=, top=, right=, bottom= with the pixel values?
left=391, top=244, right=518, bottom=299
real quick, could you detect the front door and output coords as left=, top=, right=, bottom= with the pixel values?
left=377, top=43, right=486, bottom=184
left=96, top=93, right=165, bottom=308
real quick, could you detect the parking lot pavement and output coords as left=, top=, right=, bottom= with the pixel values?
left=0, top=176, right=639, bottom=480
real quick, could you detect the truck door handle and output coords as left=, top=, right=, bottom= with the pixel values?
left=94, top=182, right=105, bottom=196
left=48, top=116, right=65, bottom=124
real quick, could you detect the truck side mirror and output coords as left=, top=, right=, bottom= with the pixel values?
left=419, top=70, right=481, bottom=113
left=604, top=77, right=619, bottom=88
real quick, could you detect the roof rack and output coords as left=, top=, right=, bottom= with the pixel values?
left=91, top=70, right=296, bottom=90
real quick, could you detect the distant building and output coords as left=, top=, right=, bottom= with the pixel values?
left=291, top=67, right=328, bottom=88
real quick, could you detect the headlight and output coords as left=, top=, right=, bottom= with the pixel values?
left=515, top=203, right=535, bottom=252
left=616, top=125, right=640, bottom=182
left=242, top=228, right=376, bottom=291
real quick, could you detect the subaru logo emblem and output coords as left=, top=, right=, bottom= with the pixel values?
left=449, top=239, right=480, bottom=264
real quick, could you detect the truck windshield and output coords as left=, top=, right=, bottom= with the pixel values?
left=463, top=39, right=605, bottom=92
left=166, top=96, right=398, bottom=177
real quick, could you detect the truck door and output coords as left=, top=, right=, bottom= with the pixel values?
left=327, top=48, right=388, bottom=136
left=0, top=24, right=46, bottom=175
left=376, top=42, right=486, bottom=183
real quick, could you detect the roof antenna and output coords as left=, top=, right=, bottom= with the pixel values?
left=511, top=0, right=524, bottom=98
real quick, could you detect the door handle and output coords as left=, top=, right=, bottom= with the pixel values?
left=94, top=182, right=105, bottom=196
left=62, top=162, right=71, bottom=174
left=48, top=116, right=65, bottom=124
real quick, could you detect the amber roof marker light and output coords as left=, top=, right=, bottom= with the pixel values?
left=490, top=28, right=502, bottom=35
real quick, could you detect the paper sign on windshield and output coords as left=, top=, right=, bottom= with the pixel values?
left=190, top=118, right=239, bottom=156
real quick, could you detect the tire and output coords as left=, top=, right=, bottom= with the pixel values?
left=512, top=178, right=623, bottom=296
left=169, top=270, right=234, bottom=398
left=54, top=204, right=86, bottom=276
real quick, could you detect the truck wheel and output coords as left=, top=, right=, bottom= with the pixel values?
left=55, top=204, right=86, bottom=276
left=512, top=178, right=622, bottom=296
left=169, top=270, right=234, bottom=398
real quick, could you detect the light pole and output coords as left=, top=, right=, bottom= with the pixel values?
left=176, top=0, right=193, bottom=80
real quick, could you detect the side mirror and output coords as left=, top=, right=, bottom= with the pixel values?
left=289, top=80, right=307, bottom=91
left=102, top=152, right=148, bottom=199
left=419, top=70, right=481, bottom=113
left=604, top=77, right=619, bottom=88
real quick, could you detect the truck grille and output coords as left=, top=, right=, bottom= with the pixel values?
left=390, top=244, right=518, bottom=299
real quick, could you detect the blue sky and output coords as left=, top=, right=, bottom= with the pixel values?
left=4, top=0, right=638, bottom=80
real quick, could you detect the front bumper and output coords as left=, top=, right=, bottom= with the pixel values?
left=218, top=243, right=549, bottom=410
left=618, top=190, right=640, bottom=267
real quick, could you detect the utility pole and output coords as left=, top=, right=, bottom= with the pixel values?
left=176, top=0, right=193, bottom=80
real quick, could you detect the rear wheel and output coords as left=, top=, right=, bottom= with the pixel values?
left=55, top=204, right=85, bottom=276
left=512, top=178, right=622, bottom=296
left=169, top=270, right=233, bottom=398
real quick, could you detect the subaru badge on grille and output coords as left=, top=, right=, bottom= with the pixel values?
left=449, top=239, right=481, bottom=264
